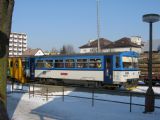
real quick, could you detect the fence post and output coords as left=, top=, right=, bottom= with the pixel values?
left=46, top=87, right=48, bottom=101
left=130, top=92, right=132, bottom=112
left=62, top=84, right=64, bottom=102
left=41, top=85, right=43, bottom=96
left=33, top=84, right=35, bottom=97
left=92, top=89, right=94, bottom=107
left=11, top=80, right=14, bottom=93
left=29, top=84, right=30, bottom=99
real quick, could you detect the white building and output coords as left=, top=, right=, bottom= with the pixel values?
left=79, top=36, right=143, bottom=54
left=79, top=38, right=112, bottom=53
left=102, top=37, right=142, bottom=53
left=9, top=32, right=27, bottom=56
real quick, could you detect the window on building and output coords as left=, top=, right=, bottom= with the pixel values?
left=77, top=59, right=88, bottom=68
left=54, top=59, right=64, bottom=68
left=65, top=59, right=75, bottom=68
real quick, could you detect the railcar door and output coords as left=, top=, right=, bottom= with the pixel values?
left=105, top=56, right=113, bottom=84
left=30, top=58, right=35, bottom=80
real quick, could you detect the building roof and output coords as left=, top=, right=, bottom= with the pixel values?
left=79, top=38, right=112, bottom=49
left=102, top=37, right=141, bottom=49
left=22, top=48, right=44, bottom=56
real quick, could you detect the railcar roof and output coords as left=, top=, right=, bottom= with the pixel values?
left=8, top=51, right=138, bottom=59
left=29, top=51, right=137, bottom=58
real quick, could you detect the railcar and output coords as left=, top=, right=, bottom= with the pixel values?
left=8, top=57, right=27, bottom=83
left=26, top=51, right=140, bottom=86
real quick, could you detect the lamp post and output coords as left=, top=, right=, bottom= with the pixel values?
left=143, top=13, right=160, bottom=112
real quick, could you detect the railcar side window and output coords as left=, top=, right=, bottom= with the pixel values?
left=65, top=59, right=75, bottom=68
left=36, top=60, right=45, bottom=68
left=55, top=59, right=64, bottom=68
left=115, top=56, right=120, bottom=68
left=45, top=60, right=54, bottom=68
left=89, top=59, right=102, bottom=68
left=77, top=59, right=88, bottom=68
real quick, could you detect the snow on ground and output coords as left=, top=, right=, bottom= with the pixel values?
left=7, top=85, right=160, bottom=120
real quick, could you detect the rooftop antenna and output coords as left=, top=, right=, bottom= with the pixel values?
left=97, top=0, right=101, bottom=52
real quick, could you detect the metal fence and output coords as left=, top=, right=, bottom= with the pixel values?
left=8, top=82, right=160, bottom=112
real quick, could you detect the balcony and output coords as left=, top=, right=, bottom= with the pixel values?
left=18, top=39, right=22, bottom=43
left=9, top=48, right=13, bottom=50
left=23, top=44, right=27, bottom=47
left=18, top=35, right=23, bottom=39
left=14, top=35, right=18, bottom=38
left=9, top=43, right=13, bottom=46
left=18, top=48, right=22, bottom=51
left=9, top=38, right=13, bottom=41
left=23, top=36, right=27, bottom=39
left=10, top=34, right=13, bottom=37
left=23, top=40, right=27, bottom=43
left=14, top=44, right=17, bottom=47
left=9, top=53, right=13, bottom=55
left=13, top=52, right=17, bottom=55
left=14, top=39, right=18, bottom=42
left=18, top=44, right=22, bottom=47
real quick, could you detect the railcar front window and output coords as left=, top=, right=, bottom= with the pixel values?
left=65, top=59, right=75, bottom=68
left=89, top=59, right=102, bottom=68
left=55, top=60, right=64, bottom=68
left=77, top=59, right=88, bottom=68
left=122, top=57, right=132, bottom=68
left=122, top=57, right=138, bottom=69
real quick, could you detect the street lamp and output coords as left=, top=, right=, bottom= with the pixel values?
left=143, top=13, right=160, bottom=112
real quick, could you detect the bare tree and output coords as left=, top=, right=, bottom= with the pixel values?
left=0, top=0, right=14, bottom=119
left=50, top=47, right=59, bottom=55
left=60, top=44, right=75, bottom=54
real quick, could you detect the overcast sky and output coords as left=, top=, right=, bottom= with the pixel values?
left=12, top=0, right=160, bottom=51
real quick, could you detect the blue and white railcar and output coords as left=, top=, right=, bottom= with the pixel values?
left=28, top=51, right=139, bottom=85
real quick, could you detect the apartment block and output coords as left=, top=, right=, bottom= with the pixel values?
left=9, top=32, right=27, bottom=56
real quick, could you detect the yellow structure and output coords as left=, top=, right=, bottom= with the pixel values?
left=8, top=57, right=27, bottom=83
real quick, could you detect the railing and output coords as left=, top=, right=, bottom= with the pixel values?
left=8, top=82, right=160, bottom=113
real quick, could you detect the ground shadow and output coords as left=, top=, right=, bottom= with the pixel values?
left=7, top=83, right=27, bottom=119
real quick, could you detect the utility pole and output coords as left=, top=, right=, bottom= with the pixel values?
left=97, top=0, right=101, bottom=52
